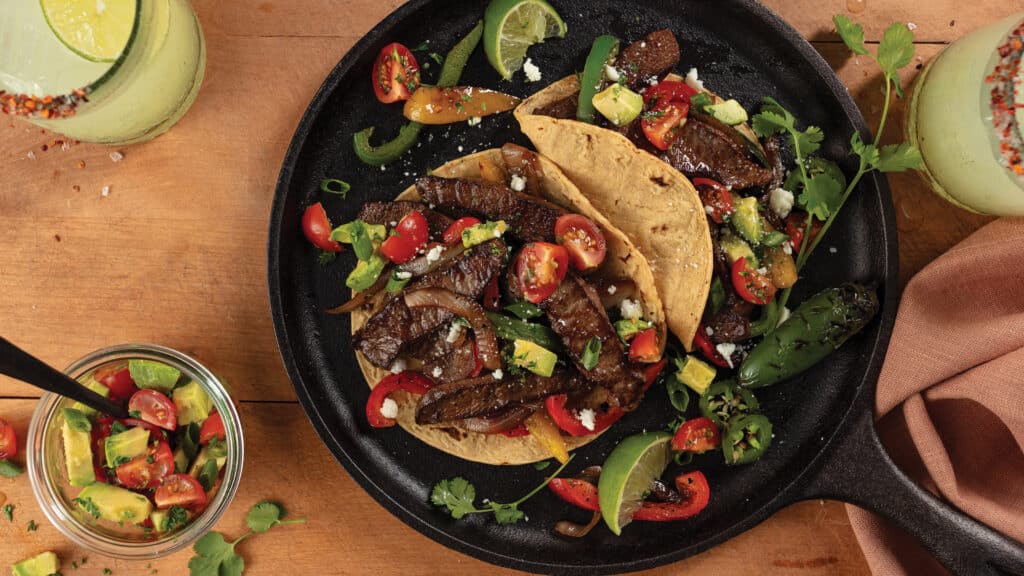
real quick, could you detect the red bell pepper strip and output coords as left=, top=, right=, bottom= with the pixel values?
left=693, top=323, right=730, bottom=368
left=642, top=358, right=667, bottom=392
left=545, top=394, right=624, bottom=437
left=366, top=371, right=433, bottom=428
left=501, top=424, right=530, bottom=437
left=549, top=471, right=711, bottom=521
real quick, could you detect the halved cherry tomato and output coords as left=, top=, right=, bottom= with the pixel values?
left=671, top=417, right=721, bottom=453
left=367, top=371, right=434, bottom=428
left=155, top=473, right=209, bottom=510
left=692, top=177, right=735, bottom=224
left=549, top=471, right=711, bottom=521
left=128, top=389, right=178, bottom=431
left=545, top=394, right=624, bottom=437
left=628, top=328, right=660, bottom=363
left=372, top=42, right=420, bottom=104
left=784, top=211, right=822, bottom=254
left=302, top=203, right=342, bottom=252
left=500, top=424, right=530, bottom=438
left=381, top=211, right=429, bottom=264
left=642, top=358, right=668, bottom=392
left=442, top=216, right=482, bottom=245
left=199, top=412, right=226, bottom=445
left=732, top=257, right=777, bottom=305
left=481, top=275, right=501, bottom=312
left=516, top=242, right=569, bottom=304
left=95, top=365, right=138, bottom=401
left=0, top=419, right=16, bottom=459
left=643, top=81, right=698, bottom=108
left=554, top=214, right=607, bottom=272
left=641, top=100, right=689, bottom=150
left=115, top=440, right=174, bottom=490
left=694, top=324, right=730, bottom=368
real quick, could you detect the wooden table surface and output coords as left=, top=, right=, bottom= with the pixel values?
left=0, top=1, right=1008, bottom=574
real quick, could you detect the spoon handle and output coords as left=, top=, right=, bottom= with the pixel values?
left=0, top=337, right=128, bottom=419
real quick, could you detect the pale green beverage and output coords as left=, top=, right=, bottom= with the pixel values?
left=908, top=13, right=1024, bottom=215
left=0, top=0, right=205, bottom=144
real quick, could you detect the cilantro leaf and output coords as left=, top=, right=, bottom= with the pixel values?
left=246, top=501, right=283, bottom=533
left=2, top=504, right=13, bottom=522
left=690, top=92, right=713, bottom=113
left=792, top=125, right=825, bottom=156
left=533, top=460, right=550, bottom=471
left=876, top=142, right=923, bottom=172
left=491, top=504, right=524, bottom=525
left=318, top=250, right=337, bottom=265
left=164, top=506, right=189, bottom=533
left=73, top=497, right=100, bottom=519
left=799, top=173, right=844, bottom=221
left=877, top=22, right=915, bottom=78
left=189, top=532, right=244, bottom=576
left=850, top=132, right=880, bottom=169
left=431, top=477, right=478, bottom=519
left=0, top=460, right=22, bottom=478
left=751, top=110, right=790, bottom=138
left=665, top=359, right=691, bottom=413
left=833, top=14, right=870, bottom=55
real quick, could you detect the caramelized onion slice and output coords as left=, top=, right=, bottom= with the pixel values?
left=554, top=510, right=601, bottom=538
left=398, top=243, right=466, bottom=277
left=457, top=402, right=539, bottom=434
left=326, top=268, right=391, bottom=314
left=403, top=287, right=501, bottom=370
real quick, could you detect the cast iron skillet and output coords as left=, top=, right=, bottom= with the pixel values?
left=268, top=1, right=1024, bottom=573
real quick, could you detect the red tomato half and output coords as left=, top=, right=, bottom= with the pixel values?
left=128, top=389, right=178, bottom=431
left=0, top=419, right=16, bottom=460
left=643, top=81, right=698, bottom=108
left=516, top=242, right=569, bottom=304
left=641, top=100, right=689, bottom=151
left=554, top=214, right=607, bottom=271
left=732, top=257, right=777, bottom=305
left=381, top=211, right=429, bottom=264
left=692, top=178, right=735, bottom=224
left=671, top=417, right=721, bottom=453
left=302, top=203, right=342, bottom=252
left=442, top=216, right=482, bottom=245
left=545, top=394, right=624, bottom=437
left=199, top=412, right=226, bottom=445
left=155, top=473, right=209, bottom=510
left=366, top=371, right=434, bottom=428
left=629, top=328, right=660, bottom=364
left=693, top=324, right=730, bottom=368
left=95, top=366, right=138, bottom=401
left=115, top=440, right=174, bottom=490
left=372, top=43, right=421, bottom=104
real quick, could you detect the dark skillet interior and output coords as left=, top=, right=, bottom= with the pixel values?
left=269, top=0, right=896, bottom=573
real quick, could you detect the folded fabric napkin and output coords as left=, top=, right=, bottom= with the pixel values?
left=846, top=218, right=1024, bottom=574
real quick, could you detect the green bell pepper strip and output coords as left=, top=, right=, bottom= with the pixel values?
left=484, top=312, right=563, bottom=352
left=352, top=21, right=484, bottom=166
left=738, top=283, right=878, bottom=389
left=576, top=35, right=620, bottom=124
left=723, top=413, right=772, bottom=465
left=698, top=380, right=759, bottom=428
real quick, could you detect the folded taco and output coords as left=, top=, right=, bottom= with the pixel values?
left=338, top=145, right=668, bottom=465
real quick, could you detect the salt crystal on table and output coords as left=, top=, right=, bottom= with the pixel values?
left=101, top=186, right=110, bottom=197
left=109, top=151, right=124, bottom=162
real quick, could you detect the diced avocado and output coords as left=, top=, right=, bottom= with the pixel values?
left=128, top=360, right=181, bottom=393
left=189, top=441, right=228, bottom=490
left=676, top=355, right=717, bottom=395
left=329, top=220, right=386, bottom=244
left=511, top=339, right=558, bottom=378
left=707, top=99, right=749, bottom=125
left=76, top=483, right=152, bottom=524
left=592, top=84, right=643, bottom=126
left=61, top=409, right=95, bottom=487
left=104, top=426, right=149, bottom=467
left=173, top=446, right=189, bottom=474
left=614, top=318, right=653, bottom=343
left=70, top=377, right=109, bottom=417
left=10, top=551, right=59, bottom=576
left=731, top=196, right=763, bottom=245
left=151, top=506, right=190, bottom=534
left=172, top=380, right=213, bottom=426
left=346, top=253, right=387, bottom=291
left=462, top=220, right=508, bottom=248
left=719, top=230, right=758, bottom=267
left=150, top=509, right=169, bottom=533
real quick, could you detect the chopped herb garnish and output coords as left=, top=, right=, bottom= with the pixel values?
left=0, top=459, right=23, bottom=478
left=318, top=250, right=337, bottom=265
left=110, top=421, right=129, bottom=435
left=164, top=506, right=190, bottom=532
left=533, top=460, right=551, bottom=471
left=73, top=497, right=101, bottom=519
left=429, top=52, right=444, bottom=65
left=2, top=504, right=13, bottom=521
left=26, top=519, right=37, bottom=531
left=690, top=92, right=713, bottom=112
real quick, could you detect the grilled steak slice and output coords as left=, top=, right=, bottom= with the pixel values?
left=535, top=93, right=578, bottom=119
left=422, top=336, right=478, bottom=385
left=616, top=29, right=680, bottom=89
left=354, top=240, right=506, bottom=368
left=358, top=201, right=453, bottom=238
left=660, top=115, right=775, bottom=190
left=416, top=369, right=589, bottom=424
left=416, top=176, right=565, bottom=242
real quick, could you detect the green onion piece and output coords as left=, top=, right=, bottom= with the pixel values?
left=385, top=270, right=412, bottom=293
left=320, top=178, right=350, bottom=196
left=576, top=35, right=620, bottom=124
left=761, top=231, right=790, bottom=247
left=580, top=337, right=602, bottom=370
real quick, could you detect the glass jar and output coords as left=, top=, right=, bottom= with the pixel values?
left=26, top=344, right=244, bottom=559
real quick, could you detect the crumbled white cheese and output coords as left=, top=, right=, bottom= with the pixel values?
left=607, top=285, right=617, bottom=295
left=619, top=298, right=642, bottom=321
left=829, top=246, right=838, bottom=254
left=395, top=271, right=412, bottom=280
left=96, top=0, right=106, bottom=15
left=757, top=267, right=768, bottom=275
left=432, top=366, right=443, bottom=378
left=777, top=306, right=791, bottom=327
left=706, top=326, right=714, bottom=336
left=425, top=244, right=444, bottom=263
left=639, top=41, right=647, bottom=48
left=523, top=58, right=542, bottom=82
left=604, top=65, right=620, bottom=82
left=467, top=116, right=482, bottom=126
left=494, top=228, right=503, bottom=238
left=782, top=241, right=793, bottom=255
left=769, top=187, right=795, bottom=219
left=715, top=343, right=736, bottom=369
left=380, top=398, right=399, bottom=419
left=578, top=409, right=596, bottom=432
left=445, top=322, right=464, bottom=344
left=457, top=145, right=464, bottom=152
left=907, top=22, right=917, bottom=30
left=389, top=359, right=407, bottom=374
left=685, top=67, right=704, bottom=91
left=704, top=205, right=715, bottom=215
left=493, top=369, right=503, bottom=380
left=509, top=174, right=527, bottom=192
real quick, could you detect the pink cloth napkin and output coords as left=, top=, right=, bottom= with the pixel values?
left=846, top=218, right=1024, bottom=574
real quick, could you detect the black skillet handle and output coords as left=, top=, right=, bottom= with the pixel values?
left=798, top=409, right=1024, bottom=576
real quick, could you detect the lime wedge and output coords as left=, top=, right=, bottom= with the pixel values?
left=40, top=0, right=135, bottom=63
left=483, top=0, right=567, bottom=80
left=597, top=431, right=672, bottom=535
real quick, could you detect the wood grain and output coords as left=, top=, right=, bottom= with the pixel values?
left=0, top=0, right=1002, bottom=574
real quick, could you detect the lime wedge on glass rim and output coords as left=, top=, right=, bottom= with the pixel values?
left=483, top=0, right=567, bottom=80
left=40, top=0, right=136, bottom=63
left=597, top=431, right=673, bottom=535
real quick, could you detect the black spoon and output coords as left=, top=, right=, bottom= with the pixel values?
left=0, top=337, right=129, bottom=419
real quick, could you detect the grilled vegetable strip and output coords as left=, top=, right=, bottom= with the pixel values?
left=576, top=35, right=620, bottom=124
left=738, top=283, right=879, bottom=388
left=723, top=414, right=772, bottom=465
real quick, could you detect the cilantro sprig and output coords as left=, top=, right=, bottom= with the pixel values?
left=431, top=456, right=573, bottom=525
left=188, top=501, right=305, bottom=576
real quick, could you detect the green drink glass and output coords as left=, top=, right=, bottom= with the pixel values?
left=0, top=0, right=205, bottom=145
left=907, top=13, right=1024, bottom=215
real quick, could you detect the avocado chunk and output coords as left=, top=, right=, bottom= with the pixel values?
left=614, top=318, right=654, bottom=343
left=462, top=220, right=508, bottom=248
left=190, top=441, right=228, bottom=491
left=592, top=84, right=643, bottom=126
left=104, top=426, right=149, bottom=468
left=76, top=483, right=153, bottom=524
left=128, top=360, right=181, bottom=394
left=173, top=446, right=189, bottom=474
left=11, top=551, right=59, bottom=576
left=70, top=376, right=109, bottom=417
left=676, top=355, right=717, bottom=395
left=329, top=220, right=386, bottom=244
left=719, top=229, right=758, bottom=267
left=731, top=196, right=763, bottom=245
left=346, top=253, right=387, bottom=291
left=61, top=408, right=95, bottom=487
left=707, top=99, right=749, bottom=125
left=511, top=339, right=558, bottom=378
left=150, top=506, right=190, bottom=534
left=173, top=380, right=213, bottom=426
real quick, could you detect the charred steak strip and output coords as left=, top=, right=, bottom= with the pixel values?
left=422, top=337, right=478, bottom=384
left=358, top=201, right=453, bottom=238
left=416, top=176, right=565, bottom=243
left=616, top=29, right=680, bottom=89
left=354, top=240, right=506, bottom=368
left=660, top=115, right=775, bottom=190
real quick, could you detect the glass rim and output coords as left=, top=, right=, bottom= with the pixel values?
left=82, top=0, right=143, bottom=94
left=26, top=343, right=244, bottom=559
